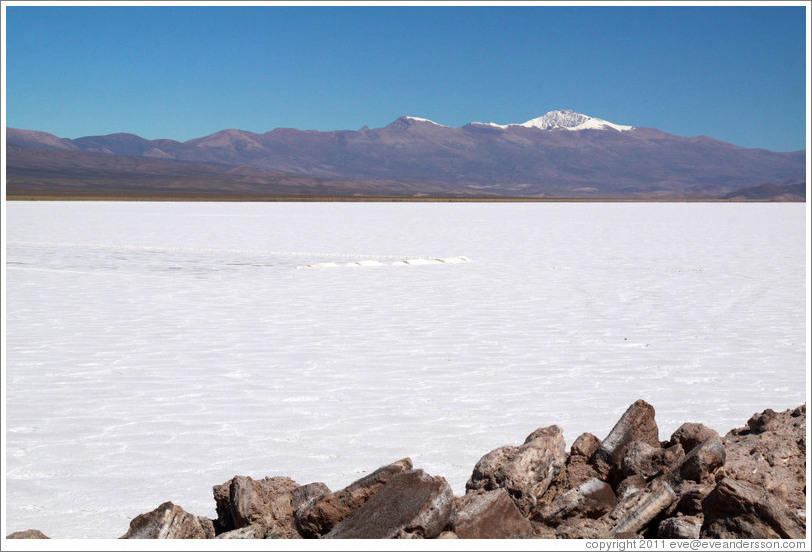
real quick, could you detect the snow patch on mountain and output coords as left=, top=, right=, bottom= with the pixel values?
left=403, top=116, right=447, bottom=127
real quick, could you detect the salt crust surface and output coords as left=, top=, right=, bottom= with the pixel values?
left=4, top=201, right=807, bottom=538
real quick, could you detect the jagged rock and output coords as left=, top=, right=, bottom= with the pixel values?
left=322, top=469, right=453, bottom=539
left=538, top=451, right=602, bottom=509
left=603, top=477, right=678, bottom=537
left=658, top=516, right=702, bottom=539
left=290, top=482, right=331, bottom=512
left=6, top=529, right=49, bottom=539
left=231, top=476, right=299, bottom=528
left=701, top=478, right=805, bottom=539
left=533, top=478, right=616, bottom=525
left=212, top=475, right=301, bottom=538
left=295, top=458, right=413, bottom=537
left=620, top=442, right=682, bottom=480
left=620, top=442, right=660, bottom=479
left=197, top=517, right=216, bottom=539
left=571, top=432, right=601, bottom=458
left=120, top=501, right=211, bottom=539
left=593, top=400, right=661, bottom=482
left=215, top=524, right=267, bottom=539
left=466, top=425, right=567, bottom=514
left=554, top=517, right=610, bottom=539
left=616, top=475, right=648, bottom=500
left=451, top=489, right=535, bottom=539
left=679, top=436, right=726, bottom=484
left=748, top=408, right=780, bottom=433
left=720, top=405, right=806, bottom=512
left=673, top=482, right=715, bottom=516
left=670, top=422, right=721, bottom=452
left=212, top=479, right=234, bottom=533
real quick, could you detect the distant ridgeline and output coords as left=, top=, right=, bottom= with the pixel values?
left=5, top=110, right=806, bottom=200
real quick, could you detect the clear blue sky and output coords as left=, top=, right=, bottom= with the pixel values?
left=3, top=3, right=808, bottom=151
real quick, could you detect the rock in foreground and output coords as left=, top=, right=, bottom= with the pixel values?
left=12, top=401, right=805, bottom=540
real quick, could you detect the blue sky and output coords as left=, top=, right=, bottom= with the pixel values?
left=3, top=4, right=808, bottom=151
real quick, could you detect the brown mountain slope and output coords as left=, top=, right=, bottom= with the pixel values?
left=5, top=145, right=468, bottom=199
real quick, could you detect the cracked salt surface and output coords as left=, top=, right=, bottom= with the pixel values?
left=4, top=201, right=807, bottom=538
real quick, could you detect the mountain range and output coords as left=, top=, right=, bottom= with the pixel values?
left=6, top=110, right=807, bottom=200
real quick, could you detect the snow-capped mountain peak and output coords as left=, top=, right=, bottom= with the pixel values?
left=472, top=110, right=633, bottom=131
left=520, top=110, right=633, bottom=131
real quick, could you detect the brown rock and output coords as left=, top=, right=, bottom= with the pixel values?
left=658, top=515, right=702, bottom=539
left=466, top=425, right=567, bottom=514
left=290, top=482, right=330, bottom=512
left=593, top=400, right=661, bottom=482
left=452, top=489, right=535, bottom=539
left=721, top=405, right=806, bottom=512
left=295, top=458, right=412, bottom=537
left=571, top=432, right=601, bottom=458
left=701, top=478, right=805, bottom=539
left=437, top=531, right=458, bottom=539
left=120, top=502, right=211, bottom=539
left=616, top=475, right=648, bottom=500
left=212, top=479, right=234, bottom=533
left=230, top=476, right=299, bottom=528
left=673, top=482, right=715, bottom=516
left=554, top=517, right=610, bottom=539
left=211, top=475, right=302, bottom=537
left=197, top=516, right=216, bottom=539
left=670, top=422, right=721, bottom=452
left=747, top=408, right=779, bottom=433
left=678, top=436, right=726, bottom=484
left=6, top=529, right=49, bottom=539
left=621, top=442, right=664, bottom=480
left=603, top=477, right=678, bottom=537
left=322, top=469, right=453, bottom=539
left=533, top=478, right=616, bottom=525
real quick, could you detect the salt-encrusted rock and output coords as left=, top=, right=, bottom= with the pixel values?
left=657, top=516, right=702, bottom=539
left=212, top=475, right=301, bottom=537
left=593, top=400, right=661, bottom=482
left=533, top=477, right=616, bottom=525
left=670, top=422, right=721, bottom=453
left=720, top=405, right=806, bottom=512
left=603, top=477, right=678, bottom=537
left=678, top=436, right=725, bottom=484
left=466, top=425, right=567, bottom=514
left=322, top=469, right=453, bottom=539
left=701, top=477, right=805, bottom=539
left=6, top=529, right=50, bottom=539
left=571, top=432, right=601, bottom=458
left=295, top=458, right=413, bottom=538
left=120, top=501, right=211, bottom=539
left=451, top=489, right=535, bottom=539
